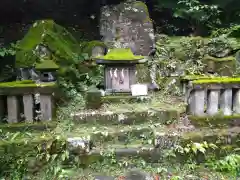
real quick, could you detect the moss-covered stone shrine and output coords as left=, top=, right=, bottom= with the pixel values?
left=94, top=48, right=147, bottom=93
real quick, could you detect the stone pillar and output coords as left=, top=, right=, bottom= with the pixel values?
left=40, top=94, right=53, bottom=121
left=23, top=94, right=34, bottom=122
left=0, top=96, right=4, bottom=120
left=189, top=89, right=205, bottom=116
left=233, top=89, right=240, bottom=114
left=182, top=82, right=186, bottom=94
left=220, top=89, right=232, bottom=115
left=7, top=96, right=19, bottom=123
left=206, top=90, right=220, bottom=115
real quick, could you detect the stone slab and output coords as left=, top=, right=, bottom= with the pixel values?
left=23, top=94, right=34, bottom=122
left=7, top=96, right=19, bottom=123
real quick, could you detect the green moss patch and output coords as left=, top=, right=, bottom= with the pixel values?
left=95, top=48, right=145, bottom=61
left=81, top=40, right=107, bottom=57
left=15, top=20, right=81, bottom=68
left=192, top=77, right=240, bottom=84
left=203, top=55, right=236, bottom=76
left=189, top=115, right=240, bottom=127
left=0, top=121, right=57, bottom=132
left=181, top=75, right=217, bottom=81
left=0, top=80, right=55, bottom=88
left=35, top=59, right=59, bottom=70
left=102, top=95, right=150, bottom=104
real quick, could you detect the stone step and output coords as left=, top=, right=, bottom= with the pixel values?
left=71, top=109, right=180, bottom=125
left=188, top=115, right=240, bottom=127
left=101, top=95, right=151, bottom=104
left=62, top=122, right=196, bottom=148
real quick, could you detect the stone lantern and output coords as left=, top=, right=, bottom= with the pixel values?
left=35, top=59, right=59, bottom=82
left=94, top=48, right=147, bottom=93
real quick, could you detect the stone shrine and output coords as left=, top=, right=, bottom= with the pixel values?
left=94, top=48, right=147, bottom=93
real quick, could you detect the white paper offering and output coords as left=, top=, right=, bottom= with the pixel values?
left=131, top=84, right=148, bottom=96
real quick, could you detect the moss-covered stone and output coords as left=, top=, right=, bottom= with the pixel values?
left=188, top=115, right=240, bottom=127
left=94, top=48, right=146, bottom=64
left=180, top=75, right=216, bottom=81
left=203, top=55, right=236, bottom=76
left=81, top=40, right=107, bottom=57
left=15, top=20, right=81, bottom=68
left=0, top=121, right=57, bottom=132
left=192, top=77, right=240, bottom=84
left=35, top=59, right=59, bottom=70
left=85, top=89, right=102, bottom=109
left=72, top=109, right=179, bottom=125
left=0, top=80, right=55, bottom=88
left=0, top=80, right=56, bottom=95
left=102, top=95, right=150, bottom=104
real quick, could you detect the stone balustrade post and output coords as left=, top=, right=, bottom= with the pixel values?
left=189, top=89, right=205, bottom=116
left=207, top=90, right=220, bottom=115
left=23, top=94, right=34, bottom=122
left=220, top=89, right=232, bottom=115
left=7, top=96, right=19, bottom=123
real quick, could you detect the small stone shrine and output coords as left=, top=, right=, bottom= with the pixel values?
left=94, top=48, right=147, bottom=94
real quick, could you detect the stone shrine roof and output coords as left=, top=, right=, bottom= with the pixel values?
left=94, top=48, right=147, bottom=64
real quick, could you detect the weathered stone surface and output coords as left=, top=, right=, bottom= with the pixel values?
left=233, top=89, right=240, bottom=114
left=189, top=89, right=205, bottom=116
left=40, top=95, right=53, bottom=121
left=207, top=90, right=220, bottom=115
left=72, top=109, right=179, bottom=125
left=220, top=89, right=232, bottom=115
left=0, top=96, right=4, bottom=120
left=154, top=132, right=179, bottom=149
left=23, top=94, right=34, bottom=122
left=7, top=96, right=19, bottom=123
left=67, top=137, right=91, bottom=154
left=100, top=1, right=154, bottom=55
left=125, top=169, right=154, bottom=180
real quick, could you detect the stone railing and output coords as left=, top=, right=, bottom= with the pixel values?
left=0, top=82, right=56, bottom=123
left=186, top=78, right=240, bottom=116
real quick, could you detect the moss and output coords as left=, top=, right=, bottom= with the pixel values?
left=85, top=89, right=102, bottom=109
left=181, top=75, right=216, bottom=81
left=192, top=77, right=240, bottom=84
left=0, top=80, right=55, bottom=88
left=203, top=55, right=236, bottom=76
left=82, top=41, right=107, bottom=57
left=133, top=1, right=152, bottom=23
left=15, top=20, right=81, bottom=68
left=102, top=95, right=150, bottom=104
left=35, top=59, right=59, bottom=70
left=204, top=55, right=235, bottom=62
left=0, top=121, right=57, bottom=132
left=95, top=48, right=145, bottom=61
left=189, top=115, right=240, bottom=127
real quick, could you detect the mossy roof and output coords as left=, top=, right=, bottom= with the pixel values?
left=94, top=48, right=146, bottom=64
left=35, top=60, right=59, bottom=70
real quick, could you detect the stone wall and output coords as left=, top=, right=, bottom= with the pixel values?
left=100, top=1, right=155, bottom=56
